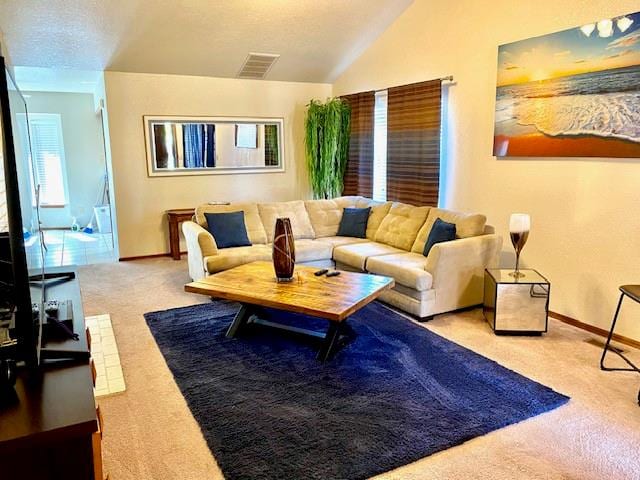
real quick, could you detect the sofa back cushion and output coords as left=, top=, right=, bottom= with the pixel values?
left=204, top=211, right=252, bottom=248
left=304, top=196, right=360, bottom=237
left=411, top=208, right=487, bottom=253
left=195, top=202, right=267, bottom=244
left=374, top=202, right=430, bottom=251
left=354, top=198, right=392, bottom=240
left=336, top=207, right=371, bottom=238
left=259, top=200, right=316, bottom=242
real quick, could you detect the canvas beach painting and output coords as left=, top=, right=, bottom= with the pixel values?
left=494, top=11, right=640, bottom=158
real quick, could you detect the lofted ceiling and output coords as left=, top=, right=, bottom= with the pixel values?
left=0, top=0, right=413, bottom=83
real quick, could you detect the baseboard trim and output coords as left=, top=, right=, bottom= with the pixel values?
left=549, top=310, right=640, bottom=350
left=119, top=251, right=187, bottom=262
left=119, top=253, right=170, bottom=261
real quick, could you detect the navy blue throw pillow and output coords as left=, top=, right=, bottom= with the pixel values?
left=337, top=207, right=371, bottom=238
left=423, top=218, right=456, bottom=256
left=204, top=211, right=252, bottom=249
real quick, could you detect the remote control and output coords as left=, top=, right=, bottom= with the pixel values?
left=314, top=269, right=329, bottom=276
left=326, top=270, right=341, bottom=277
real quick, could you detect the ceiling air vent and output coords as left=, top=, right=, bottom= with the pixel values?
left=237, top=53, right=280, bottom=79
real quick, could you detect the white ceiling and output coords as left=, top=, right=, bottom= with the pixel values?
left=13, top=66, right=102, bottom=93
left=0, top=0, right=413, bottom=83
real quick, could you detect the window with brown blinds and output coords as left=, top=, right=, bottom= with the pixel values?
left=386, top=79, right=442, bottom=206
left=340, top=91, right=374, bottom=197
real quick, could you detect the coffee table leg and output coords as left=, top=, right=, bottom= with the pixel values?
left=317, top=321, right=347, bottom=362
left=226, top=304, right=254, bottom=338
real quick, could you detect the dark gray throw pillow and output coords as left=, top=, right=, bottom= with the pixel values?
left=337, top=207, right=371, bottom=238
left=423, top=218, right=456, bottom=256
left=204, top=211, right=252, bottom=249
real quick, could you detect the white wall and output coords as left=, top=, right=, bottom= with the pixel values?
left=0, top=27, right=12, bottom=67
left=104, top=71, right=331, bottom=258
left=333, top=0, right=640, bottom=340
left=24, top=91, right=106, bottom=228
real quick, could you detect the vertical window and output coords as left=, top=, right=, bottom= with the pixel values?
left=21, top=113, right=68, bottom=206
left=372, top=90, right=387, bottom=202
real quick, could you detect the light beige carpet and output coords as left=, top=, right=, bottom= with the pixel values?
left=78, top=258, right=640, bottom=480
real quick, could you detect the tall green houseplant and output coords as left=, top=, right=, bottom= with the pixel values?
left=304, top=98, right=351, bottom=199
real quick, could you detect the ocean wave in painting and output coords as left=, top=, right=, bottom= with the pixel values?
left=495, top=65, right=640, bottom=143
left=496, top=91, right=640, bottom=142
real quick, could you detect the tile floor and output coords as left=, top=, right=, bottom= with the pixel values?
left=86, top=313, right=126, bottom=397
left=25, top=229, right=116, bottom=268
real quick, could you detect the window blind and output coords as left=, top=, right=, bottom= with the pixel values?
left=340, top=91, right=374, bottom=197
left=28, top=114, right=67, bottom=206
left=386, top=79, right=442, bottom=206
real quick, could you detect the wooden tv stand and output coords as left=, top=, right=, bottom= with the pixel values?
left=0, top=267, right=103, bottom=479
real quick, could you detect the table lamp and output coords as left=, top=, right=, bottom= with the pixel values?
left=509, top=213, right=530, bottom=278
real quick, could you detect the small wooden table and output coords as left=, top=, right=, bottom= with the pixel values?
left=166, top=208, right=195, bottom=260
left=185, top=261, right=394, bottom=361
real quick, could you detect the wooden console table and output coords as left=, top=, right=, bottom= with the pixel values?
left=167, top=208, right=195, bottom=260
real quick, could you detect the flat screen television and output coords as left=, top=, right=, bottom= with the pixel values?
left=0, top=54, right=43, bottom=368
left=0, top=56, right=86, bottom=371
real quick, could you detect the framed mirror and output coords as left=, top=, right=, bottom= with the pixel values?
left=143, top=116, right=284, bottom=176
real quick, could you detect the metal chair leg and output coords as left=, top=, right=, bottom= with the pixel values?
left=600, top=293, right=625, bottom=371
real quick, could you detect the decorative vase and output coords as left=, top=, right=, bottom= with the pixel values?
left=272, top=218, right=296, bottom=282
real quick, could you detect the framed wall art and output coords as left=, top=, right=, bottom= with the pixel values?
left=493, top=11, right=640, bottom=158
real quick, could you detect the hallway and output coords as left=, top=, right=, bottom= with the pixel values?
left=25, top=229, right=116, bottom=268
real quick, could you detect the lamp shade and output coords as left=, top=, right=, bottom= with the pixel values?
left=509, top=213, right=531, bottom=233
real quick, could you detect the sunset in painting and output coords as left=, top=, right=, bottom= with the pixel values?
left=493, top=11, right=640, bottom=158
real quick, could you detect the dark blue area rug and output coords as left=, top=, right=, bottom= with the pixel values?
left=144, top=301, right=569, bottom=480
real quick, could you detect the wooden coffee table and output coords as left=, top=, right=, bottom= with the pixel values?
left=185, top=261, right=394, bottom=361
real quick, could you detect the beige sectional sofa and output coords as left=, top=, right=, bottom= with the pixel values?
left=182, top=197, right=502, bottom=319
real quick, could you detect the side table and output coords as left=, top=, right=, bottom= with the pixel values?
left=483, top=268, right=550, bottom=335
left=166, top=208, right=195, bottom=260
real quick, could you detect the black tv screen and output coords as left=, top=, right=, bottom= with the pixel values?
left=0, top=55, right=46, bottom=367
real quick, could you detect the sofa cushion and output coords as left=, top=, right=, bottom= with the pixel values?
left=366, top=253, right=433, bottom=291
left=411, top=208, right=487, bottom=253
left=259, top=201, right=316, bottom=242
left=314, top=236, right=369, bottom=248
left=423, top=218, right=456, bottom=257
left=374, top=202, right=430, bottom=251
left=196, top=203, right=267, bottom=245
left=204, top=211, right=252, bottom=249
left=337, top=207, right=370, bottom=238
left=354, top=199, right=392, bottom=240
left=333, top=241, right=404, bottom=271
left=204, top=245, right=272, bottom=273
left=304, top=197, right=359, bottom=237
left=292, top=239, right=334, bottom=263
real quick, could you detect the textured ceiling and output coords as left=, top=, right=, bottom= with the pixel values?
left=0, top=0, right=413, bottom=83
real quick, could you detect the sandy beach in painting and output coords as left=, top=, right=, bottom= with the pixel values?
left=494, top=132, right=640, bottom=158
left=493, top=12, right=640, bottom=158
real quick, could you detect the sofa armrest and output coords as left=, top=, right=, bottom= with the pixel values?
left=424, top=234, right=503, bottom=314
left=182, top=221, right=218, bottom=280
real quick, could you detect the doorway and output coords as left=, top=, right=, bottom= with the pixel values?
left=14, top=67, right=118, bottom=267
